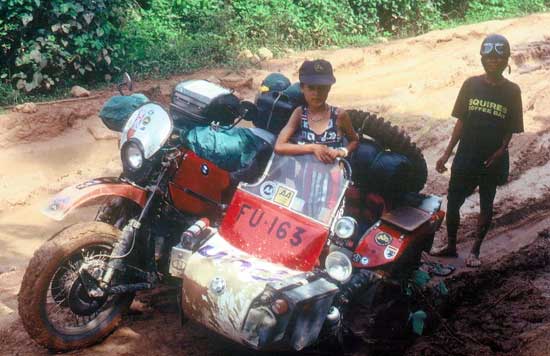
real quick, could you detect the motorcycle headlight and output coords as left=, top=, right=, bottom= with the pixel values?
left=334, top=216, right=357, bottom=240
left=122, top=141, right=144, bottom=171
left=325, top=251, right=352, bottom=282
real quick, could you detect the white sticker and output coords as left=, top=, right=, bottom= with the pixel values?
left=260, top=181, right=277, bottom=200
left=384, top=245, right=399, bottom=260
left=273, top=184, right=297, bottom=208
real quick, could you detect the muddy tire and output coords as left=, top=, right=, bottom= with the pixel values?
left=348, top=110, right=427, bottom=192
left=345, top=281, right=415, bottom=355
left=18, top=222, right=134, bottom=351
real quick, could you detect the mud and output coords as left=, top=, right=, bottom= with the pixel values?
left=1, top=12, right=550, bottom=356
left=407, top=230, right=550, bottom=356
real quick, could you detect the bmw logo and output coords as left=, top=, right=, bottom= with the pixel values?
left=210, top=276, right=226, bottom=295
left=200, top=164, right=209, bottom=176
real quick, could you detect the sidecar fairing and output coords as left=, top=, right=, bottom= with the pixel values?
left=170, top=154, right=349, bottom=350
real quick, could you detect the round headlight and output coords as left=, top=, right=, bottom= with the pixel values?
left=325, top=251, right=352, bottom=282
left=334, top=216, right=357, bottom=239
left=122, top=141, right=144, bottom=170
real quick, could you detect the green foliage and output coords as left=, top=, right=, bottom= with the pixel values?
left=465, top=0, right=548, bottom=21
left=1, top=0, right=549, bottom=104
left=0, top=82, right=22, bottom=106
left=0, top=0, right=131, bottom=93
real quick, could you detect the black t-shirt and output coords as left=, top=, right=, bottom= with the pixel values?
left=451, top=75, right=523, bottom=177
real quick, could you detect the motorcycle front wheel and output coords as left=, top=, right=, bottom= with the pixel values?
left=18, top=222, right=134, bottom=351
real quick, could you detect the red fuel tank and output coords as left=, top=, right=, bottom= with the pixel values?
left=169, top=150, right=233, bottom=218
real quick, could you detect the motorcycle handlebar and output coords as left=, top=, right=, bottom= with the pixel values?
left=336, top=157, right=353, bottom=180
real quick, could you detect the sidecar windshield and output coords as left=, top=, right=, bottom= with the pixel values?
left=241, top=154, right=348, bottom=225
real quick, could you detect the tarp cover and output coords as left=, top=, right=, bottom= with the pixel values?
left=99, top=94, right=149, bottom=132
left=352, top=139, right=414, bottom=198
left=181, top=125, right=271, bottom=172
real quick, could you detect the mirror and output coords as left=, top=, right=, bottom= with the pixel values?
left=123, top=72, right=133, bottom=92
left=240, top=100, right=258, bottom=122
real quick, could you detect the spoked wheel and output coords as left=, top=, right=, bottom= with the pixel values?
left=19, top=222, right=134, bottom=351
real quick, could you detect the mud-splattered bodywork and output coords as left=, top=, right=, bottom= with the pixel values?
left=171, top=233, right=338, bottom=350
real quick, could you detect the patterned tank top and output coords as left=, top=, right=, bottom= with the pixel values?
left=298, top=105, right=343, bottom=148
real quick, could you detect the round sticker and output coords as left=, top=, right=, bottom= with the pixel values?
left=375, top=232, right=393, bottom=246
left=360, top=257, right=369, bottom=265
left=210, top=277, right=226, bottom=295
left=200, top=163, right=209, bottom=176
left=260, top=181, right=277, bottom=200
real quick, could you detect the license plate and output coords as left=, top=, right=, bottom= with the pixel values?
left=236, top=204, right=306, bottom=247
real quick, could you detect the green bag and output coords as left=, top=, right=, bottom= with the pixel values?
left=99, top=94, right=149, bottom=132
left=181, top=125, right=270, bottom=172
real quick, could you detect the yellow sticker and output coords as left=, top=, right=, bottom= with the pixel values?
left=273, top=185, right=296, bottom=207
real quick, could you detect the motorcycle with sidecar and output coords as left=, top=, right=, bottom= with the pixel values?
left=18, top=74, right=443, bottom=352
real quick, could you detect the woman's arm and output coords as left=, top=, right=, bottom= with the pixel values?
left=332, top=109, right=359, bottom=158
left=339, top=110, right=359, bottom=155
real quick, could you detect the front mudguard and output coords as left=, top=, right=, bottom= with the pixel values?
left=42, top=177, right=147, bottom=221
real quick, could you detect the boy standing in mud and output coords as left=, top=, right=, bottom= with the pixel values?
left=432, top=34, right=523, bottom=267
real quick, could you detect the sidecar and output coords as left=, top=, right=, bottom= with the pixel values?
left=169, top=154, right=352, bottom=350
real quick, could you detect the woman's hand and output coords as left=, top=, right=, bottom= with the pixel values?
left=311, top=144, right=335, bottom=163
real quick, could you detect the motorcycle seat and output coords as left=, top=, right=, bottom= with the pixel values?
left=380, top=206, right=432, bottom=232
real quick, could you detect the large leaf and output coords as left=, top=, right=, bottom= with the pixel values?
left=24, top=80, right=38, bottom=92
left=40, top=56, right=48, bottom=69
left=409, top=310, right=427, bottom=336
left=61, top=23, right=71, bottom=34
left=32, top=71, right=43, bottom=86
left=16, top=79, right=26, bottom=90
left=21, top=13, right=33, bottom=27
left=29, top=49, right=41, bottom=63
left=83, top=12, right=95, bottom=25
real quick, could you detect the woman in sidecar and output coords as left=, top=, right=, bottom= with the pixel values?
left=274, top=59, right=359, bottom=163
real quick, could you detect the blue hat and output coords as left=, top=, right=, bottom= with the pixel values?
left=299, top=59, right=336, bottom=85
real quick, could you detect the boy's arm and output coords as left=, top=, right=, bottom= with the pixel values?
left=436, top=119, right=464, bottom=173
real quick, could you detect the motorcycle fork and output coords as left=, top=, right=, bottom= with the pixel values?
left=97, top=168, right=168, bottom=292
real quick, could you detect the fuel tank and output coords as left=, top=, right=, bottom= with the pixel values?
left=169, top=150, right=233, bottom=217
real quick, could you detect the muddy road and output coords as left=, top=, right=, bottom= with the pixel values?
left=1, top=13, right=550, bottom=356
